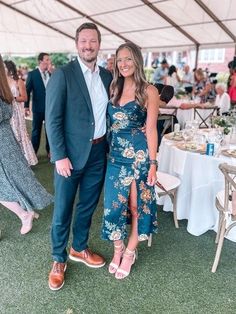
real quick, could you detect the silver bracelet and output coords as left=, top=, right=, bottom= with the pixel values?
left=149, top=159, right=158, bottom=166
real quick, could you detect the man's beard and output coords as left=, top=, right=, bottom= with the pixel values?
left=83, top=56, right=97, bottom=63
left=79, top=51, right=97, bottom=63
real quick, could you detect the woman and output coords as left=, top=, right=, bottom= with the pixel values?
left=228, top=58, right=236, bottom=106
left=0, top=54, right=53, bottom=235
left=165, top=65, right=180, bottom=93
left=192, top=68, right=210, bottom=103
left=215, top=82, right=230, bottom=115
left=101, top=42, right=159, bottom=279
left=4, top=60, right=38, bottom=166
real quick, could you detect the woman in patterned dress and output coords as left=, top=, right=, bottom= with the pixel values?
left=0, top=55, right=53, bottom=235
left=101, top=42, right=159, bottom=279
left=4, top=60, right=38, bottom=166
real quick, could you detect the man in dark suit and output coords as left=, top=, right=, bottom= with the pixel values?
left=46, top=23, right=113, bottom=291
left=25, top=52, right=51, bottom=156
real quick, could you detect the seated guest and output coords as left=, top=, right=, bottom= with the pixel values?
left=181, top=65, right=194, bottom=89
left=215, top=82, right=231, bottom=115
left=165, top=65, right=181, bottom=94
left=157, top=86, right=177, bottom=148
left=193, top=68, right=208, bottom=102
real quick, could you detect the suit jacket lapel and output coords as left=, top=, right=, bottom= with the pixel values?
left=99, top=67, right=110, bottom=97
left=71, top=59, right=93, bottom=114
left=36, top=68, right=45, bottom=90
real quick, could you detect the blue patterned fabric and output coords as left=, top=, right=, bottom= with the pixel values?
left=0, top=99, right=53, bottom=210
left=101, top=101, right=158, bottom=242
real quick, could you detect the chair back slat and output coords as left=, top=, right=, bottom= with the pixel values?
left=219, top=163, right=236, bottom=214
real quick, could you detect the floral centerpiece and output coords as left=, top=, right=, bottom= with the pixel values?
left=212, top=116, right=235, bottom=135
left=175, top=89, right=187, bottom=99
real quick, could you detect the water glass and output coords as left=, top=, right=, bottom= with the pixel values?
left=182, top=128, right=194, bottom=146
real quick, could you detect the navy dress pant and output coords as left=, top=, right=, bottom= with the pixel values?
left=32, top=112, right=49, bottom=154
left=51, top=139, right=107, bottom=263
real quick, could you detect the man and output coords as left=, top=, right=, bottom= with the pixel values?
left=152, top=58, right=169, bottom=85
left=46, top=23, right=112, bottom=291
left=105, top=56, right=114, bottom=74
left=25, top=52, right=51, bottom=156
left=181, top=64, right=194, bottom=90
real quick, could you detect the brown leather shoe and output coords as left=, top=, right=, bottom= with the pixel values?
left=69, top=248, right=105, bottom=268
left=48, top=262, right=67, bottom=291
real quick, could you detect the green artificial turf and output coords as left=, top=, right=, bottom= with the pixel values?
left=0, top=123, right=236, bottom=314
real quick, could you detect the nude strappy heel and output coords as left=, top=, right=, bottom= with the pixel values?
left=108, top=243, right=126, bottom=274
left=20, top=211, right=39, bottom=235
left=115, top=248, right=137, bottom=280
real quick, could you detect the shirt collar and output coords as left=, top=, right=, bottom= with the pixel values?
left=38, top=67, right=47, bottom=75
left=77, top=56, right=99, bottom=74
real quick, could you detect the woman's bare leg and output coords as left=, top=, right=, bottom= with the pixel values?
left=0, top=201, right=27, bottom=219
left=115, top=181, right=138, bottom=279
left=0, top=201, right=38, bottom=234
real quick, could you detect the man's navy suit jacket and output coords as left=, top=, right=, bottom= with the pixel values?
left=25, top=68, right=47, bottom=113
left=45, top=59, right=113, bottom=170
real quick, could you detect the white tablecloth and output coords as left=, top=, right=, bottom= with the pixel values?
left=158, top=137, right=236, bottom=241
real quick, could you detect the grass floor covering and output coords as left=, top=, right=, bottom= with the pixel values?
left=1, top=127, right=236, bottom=314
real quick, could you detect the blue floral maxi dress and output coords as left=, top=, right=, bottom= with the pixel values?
left=101, top=101, right=158, bottom=242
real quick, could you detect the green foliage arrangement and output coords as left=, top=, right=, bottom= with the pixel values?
left=144, top=67, right=155, bottom=82
left=212, top=116, right=234, bottom=135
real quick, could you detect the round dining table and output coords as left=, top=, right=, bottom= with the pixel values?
left=158, top=132, right=236, bottom=242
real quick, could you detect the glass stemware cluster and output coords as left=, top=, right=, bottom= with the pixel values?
left=207, top=128, right=224, bottom=156
left=182, top=121, right=197, bottom=146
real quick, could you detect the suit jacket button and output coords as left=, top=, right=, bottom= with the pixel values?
left=89, top=138, right=93, bottom=142
left=91, top=122, right=94, bottom=125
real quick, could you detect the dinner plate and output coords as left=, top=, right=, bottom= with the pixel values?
left=177, top=143, right=206, bottom=154
left=165, top=132, right=183, bottom=141
left=221, top=149, right=236, bottom=158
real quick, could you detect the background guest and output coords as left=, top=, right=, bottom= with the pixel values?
left=152, top=59, right=169, bottom=84
left=25, top=52, right=51, bottom=157
left=4, top=60, right=38, bottom=166
left=165, top=65, right=181, bottom=94
left=0, top=54, right=53, bottom=235
left=228, top=57, right=236, bottom=107
left=106, top=56, right=115, bottom=75
left=215, top=82, right=231, bottom=115
left=181, top=64, right=194, bottom=90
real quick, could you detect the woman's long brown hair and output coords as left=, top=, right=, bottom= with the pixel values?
left=0, top=54, right=14, bottom=104
left=110, top=42, right=148, bottom=106
left=4, top=60, right=19, bottom=81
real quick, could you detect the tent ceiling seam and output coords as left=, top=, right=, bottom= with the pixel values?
left=141, top=0, right=199, bottom=46
left=194, top=0, right=236, bottom=42
left=56, top=0, right=131, bottom=45
left=0, top=1, right=74, bottom=40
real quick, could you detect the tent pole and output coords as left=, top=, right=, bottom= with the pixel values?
left=195, top=44, right=200, bottom=69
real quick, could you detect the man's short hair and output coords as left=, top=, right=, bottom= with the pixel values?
left=75, top=23, right=101, bottom=44
left=38, top=53, right=49, bottom=62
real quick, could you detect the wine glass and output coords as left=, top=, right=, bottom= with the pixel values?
left=194, top=133, right=207, bottom=145
left=214, top=129, right=224, bottom=156
left=182, top=128, right=194, bottom=147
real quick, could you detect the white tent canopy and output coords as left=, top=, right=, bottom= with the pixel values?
left=0, top=0, right=236, bottom=55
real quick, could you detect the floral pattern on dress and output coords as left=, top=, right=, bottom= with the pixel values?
left=102, top=101, right=158, bottom=242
